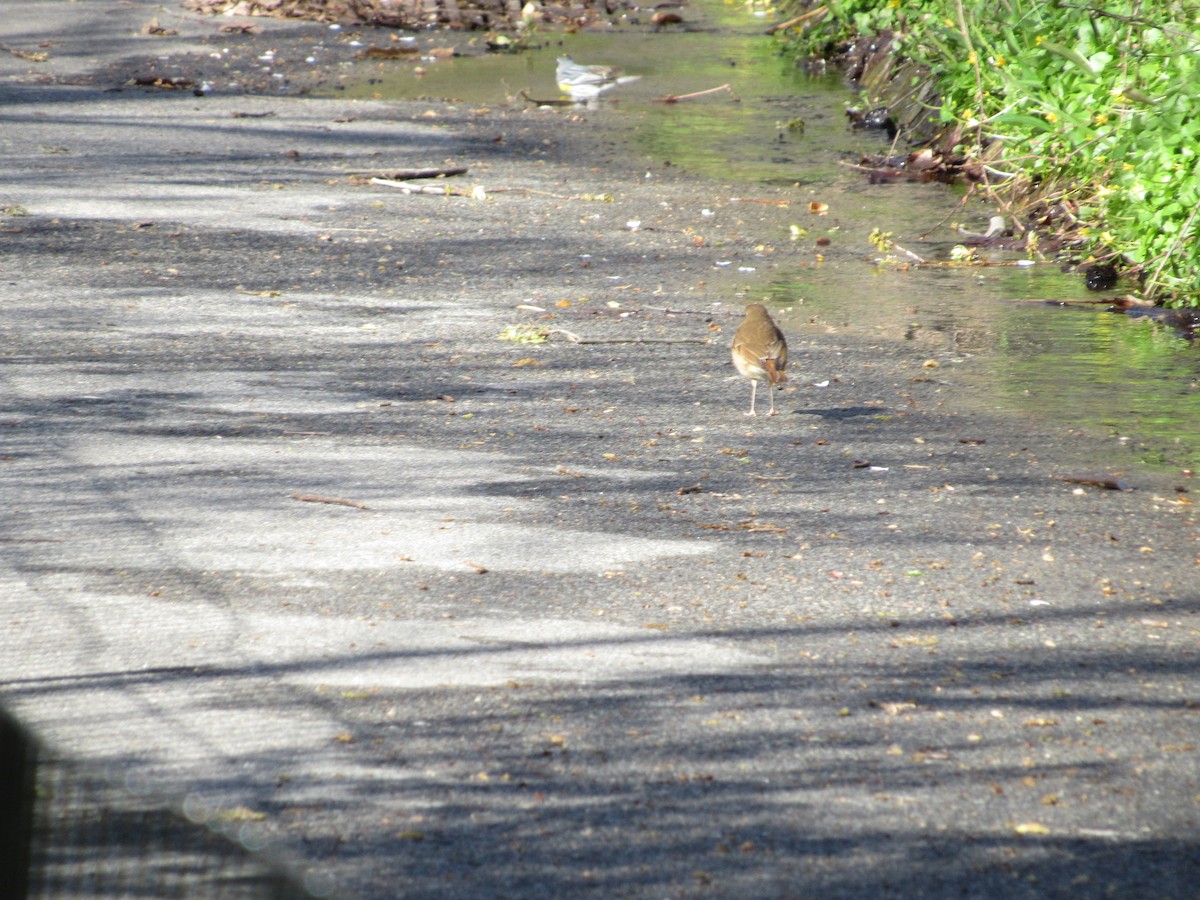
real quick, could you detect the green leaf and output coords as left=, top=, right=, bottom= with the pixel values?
left=1041, top=41, right=1099, bottom=76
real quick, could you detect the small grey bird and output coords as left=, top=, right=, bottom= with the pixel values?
left=731, top=304, right=788, bottom=416
left=555, top=56, right=640, bottom=100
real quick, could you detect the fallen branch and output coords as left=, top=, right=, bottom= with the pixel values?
left=547, top=328, right=710, bottom=345
left=730, top=197, right=792, bottom=207
left=998, top=296, right=1112, bottom=304
left=350, top=166, right=467, bottom=180
left=653, top=84, right=733, bottom=104
left=370, top=177, right=483, bottom=198
left=291, top=492, right=369, bottom=510
left=764, top=4, right=828, bottom=35
left=0, top=44, right=50, bottom=62
left=634, top=305, right=728, bottom=316
left=370, top=178, right=452, bottom=195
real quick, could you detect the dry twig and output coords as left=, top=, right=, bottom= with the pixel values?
left=291, top=492, right=369, bottom=510
left=653, top=84, right=733, bottom=103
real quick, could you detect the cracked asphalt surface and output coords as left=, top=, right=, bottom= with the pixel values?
left=2, top=2, right=1198, bottom=897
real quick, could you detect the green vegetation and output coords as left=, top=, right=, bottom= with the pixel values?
left=777, top=0, right=1200, bottom=306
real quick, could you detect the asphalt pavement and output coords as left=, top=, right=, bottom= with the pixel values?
left=2, top=2, right=1198, bottom=898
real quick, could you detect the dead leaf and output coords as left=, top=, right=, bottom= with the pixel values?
left=1013, top=822, right=1050, bottom=835
left=142, top=18, right=179, bottom=35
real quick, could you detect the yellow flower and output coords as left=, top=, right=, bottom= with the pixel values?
left=1035, top=36, right=1045, bottom=46
left=1045, top=111, right=1058, bottom=123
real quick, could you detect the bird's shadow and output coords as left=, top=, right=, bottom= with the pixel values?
left=791, top=405, right=882, bottom=419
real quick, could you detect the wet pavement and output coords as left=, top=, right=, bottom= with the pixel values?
left=2, top=2, right=1199, bottom=897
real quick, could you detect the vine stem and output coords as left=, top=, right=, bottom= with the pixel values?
left=1144, top=195, right=1200, bottom=300
left=954, top=0, right=984, bottom=144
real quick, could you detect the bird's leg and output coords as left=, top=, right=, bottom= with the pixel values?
left=767, top=382, right=777, bottom=416
left=746, top=380, right=758, bottom=416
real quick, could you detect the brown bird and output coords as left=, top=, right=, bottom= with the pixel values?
left=731, top=303, right=788, bottom=416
